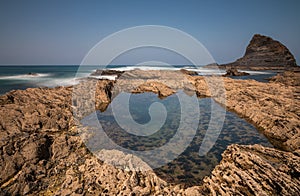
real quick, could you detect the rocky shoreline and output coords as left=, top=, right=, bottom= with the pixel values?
left=0, top=69, right=299, bottom=195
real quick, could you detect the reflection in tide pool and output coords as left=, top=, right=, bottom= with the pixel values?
left=81, top=92, right=272, bottom=187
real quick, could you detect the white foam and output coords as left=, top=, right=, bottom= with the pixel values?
left=105, top=66, right=227, bottom=76
left=110, top=66, right=180, bottom=72
left=0, top=73, right=52, bottom=80
left=240, top=70, right=273, bottom=75
left=38, top=78, right=79, bottom=87
left=88, top=75, right=118, bottom=80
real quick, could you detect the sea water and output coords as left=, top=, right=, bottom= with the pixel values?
left=0, top=65, right=276, bottom=95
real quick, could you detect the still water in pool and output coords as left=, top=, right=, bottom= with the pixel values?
left=81, top=92, right=272, bottom=186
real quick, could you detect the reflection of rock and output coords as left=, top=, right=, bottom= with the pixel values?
left=223, top=67, right=250, bottom=76
left=0, top=69, right=299, bottom=195
left=111, top=69, right=196, bottom=99
left=0, top=84, right=168, bottom=195
left=191, top=75, right=300, bottom=152
left=220, top=34, right=298, bottom=70
left=72, top=79, right=113, bottom=118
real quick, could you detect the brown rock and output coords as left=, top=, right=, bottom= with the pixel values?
left=190, top=75, right=300, bottom=151
left=199, top=144, right=300, bottom=195
left=0, top=69, right=299, bottom=195
left=268, top=71, right=300, bottom=86
left=223, top=67, right=250, bottom=76
left=221, top=34, right=297, bottom=69
left=180, top=68, right=198, bottom=76
left=132, top=81, right=176, bottom=98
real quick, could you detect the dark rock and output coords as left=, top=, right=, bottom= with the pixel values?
left=27, top=72, right=38, bottom=76
left=223, top=67, right=250, bottom=76
left=221, top=34, right=297, bottom=69
left=180, top=69, right=198, bottom=76
left=91, top=69, right=124, bottom=77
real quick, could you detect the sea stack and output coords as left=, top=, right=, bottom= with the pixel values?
left=221, top=34, right=297, bottom=69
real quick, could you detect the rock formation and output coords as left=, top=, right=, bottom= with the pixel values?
left=90, top=69, right=124, bottom=77
left=191, top=75, right=300, bottom=152
left=197, top=144, right=300, bottom=195
left=221, top=34, right=298, bottom=69
left=223, top=67, right=250, bottom=76
left=180, top=69, right=198, bottom=76
left=0, top=69, right=299, bottom=195
left=268, top=71, right=300, bottom=86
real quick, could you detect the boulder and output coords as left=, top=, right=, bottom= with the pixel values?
left=180, top=69, right=198, bottom=76
left=223, top=67, right=250, bottom=76
left=90, top=69, right=124, bottom=77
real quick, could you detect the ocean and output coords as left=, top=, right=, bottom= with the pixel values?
left=0, top=65, right=276, bottom=95
left=0, top=65, right=275, bottom=185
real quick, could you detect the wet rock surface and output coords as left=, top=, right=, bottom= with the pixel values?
left=191, top=75, right=300, bottom=152
left=91, top=69, right=124, bottom=77
left=0, top=69, right=299, bottom=195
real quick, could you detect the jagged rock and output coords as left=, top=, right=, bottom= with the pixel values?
left=132, top=81, right=176, bottom=98
left=221, top=34, right=297, bottom=69
left=223, top=67, right=250, bottom=76
left=90, top=69, right=124, bottom=77
left=110, top=69, right=196, bottom=99
left=197, top=144, right=300, bottom=195
left=268, top=71, right=300, bottom=86
left=191, top=75, right=300, bottom=152
left=0, top=70, right=299, bottom=195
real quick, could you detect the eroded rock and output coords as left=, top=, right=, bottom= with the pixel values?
left=223, top=67, right=250, bottom=76
left=221, top=34, right=298, bottom=70
left=199, top=144, right=300, bottom=195
left=0, top=70, right=299, bottom=195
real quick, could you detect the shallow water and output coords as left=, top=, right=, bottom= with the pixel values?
left=0, top=65, right=275, bottom=95
left=81, top=92, right=272, bottom=186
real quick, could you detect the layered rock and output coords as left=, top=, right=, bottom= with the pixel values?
left=91, top=69, right=124, bottom=77
left=197, top=144, right=300, bottom=195
left=0, top=69, right=299, bottom=195
left=191, top=75, right=300, bottom=152
left=221, top=34, right=298, bottom=69
left=0, top=82, right=171, bottom=195
left=269, top=71, right=300, bottom=86
left=110, top=69, right=196, bottom=98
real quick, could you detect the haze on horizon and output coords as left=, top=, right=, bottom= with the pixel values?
left=0, top=0, right=299, bottom=65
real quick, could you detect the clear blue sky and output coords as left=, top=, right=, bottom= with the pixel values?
left=0, top=0, right=299, bottom=65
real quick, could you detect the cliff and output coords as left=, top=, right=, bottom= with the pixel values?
left=221, top=34, right=298, bottom=69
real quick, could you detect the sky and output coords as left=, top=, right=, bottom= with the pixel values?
left=0, top=0, right=299, bottom=65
